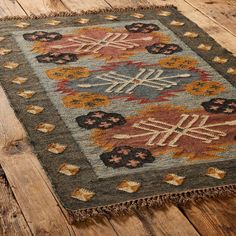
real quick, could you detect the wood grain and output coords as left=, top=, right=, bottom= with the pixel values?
left=185, top=0, right=236, bottom=35
left=0, top=0, right=26, bottom=18
left=181, top=197, right=236, bottom=236
left=0, top=176, right=32, bottom=236
left=16, top=0, right=69, bottom=15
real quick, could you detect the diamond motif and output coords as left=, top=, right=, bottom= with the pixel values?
left=26, top=105, right=44, bottom=114
left=212, top=56, right=228, bottom=64
left=206, top=167, right=226, bottom=179
left=164, top=174, right=185, bottom=186
left=76, top=18, right=90, bottom=24
left=170, top=20, right=184, bottom=26
left=184, top=32, right=199, bottom=38
left=104, top=15, right=118, bottom=20
left=12, top=76, right=28, bottom=85
left=36, top=123, right=55, bottom=133
left=71, top=188, right=95, bottom=201
left=227, top=68, right=236, bottom=75
left=47, top=143, right=67, bottom=154
left=18, top=90, right=35, bottom=99
left=131, top=13, right=144, bottom=18
left=3, top=62, right=19, bottom=69
left=198, top=44, right=212, bottom=51
left=158, top=11, right=171, bottom=16
left=0, top=48, right=12, bottom=55
left=59, top=163, right=80, bottom=176
left=46, top=20, right=61, bottom=26
left=117, top=180, right=141, bottom=193
left=15, top=22, right=30, bottom=28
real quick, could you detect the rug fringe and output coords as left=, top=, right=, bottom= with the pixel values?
left=0, top=5, right=176, bottom=21
left=67, top=184, right=236, bottom=223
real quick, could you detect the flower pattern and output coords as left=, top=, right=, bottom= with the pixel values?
left=36, top=52, right=78, bottom=64
left=62, top=93, right=110, bottom=109
left=185, top=80, right=225, bottom=96
left=76, top=111, right=126, bottom=129
left=158, top=55, right=198, bottom=70
left=146, top=43, right=182, bottom=55
left=100, top=146, right=155, bottom=169
left=202, top=98, right=236, bottom=114
left=46, top=67, right=90, bottom=81
left=23, top=31, right=62, bottom=42
left=125, top=23, right=159, bottom=33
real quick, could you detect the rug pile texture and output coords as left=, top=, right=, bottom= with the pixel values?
left=0, top=6, right=236, bottom=222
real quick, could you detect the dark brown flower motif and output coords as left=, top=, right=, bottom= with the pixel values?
left=125, top=23, right=160, bottom=33
left=146, top=43, right=182, bottom=55
left=36, top=52, right=78, bottom=64
left=23, top=31, right=62, bottom=42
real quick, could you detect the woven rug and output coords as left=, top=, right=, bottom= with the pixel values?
left=0, top=6, right=236, bottom=222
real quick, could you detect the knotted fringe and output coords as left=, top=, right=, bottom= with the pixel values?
left=67, top=184, right=236, bottom=223
left=0, top=5, right=176, bottom=21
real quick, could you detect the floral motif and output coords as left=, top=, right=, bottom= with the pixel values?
left=100, top=146, right=155, bottom=169
left=23, top=31, right=62, bottom=42
left=62, top=93, right=110, bottom=109
left=92, top=104, right=236, bottom=160
left=125, top=23, right=159, bottom=33
left=36, top=52, right=78, bottom=64
left=76, top=111, right=126, bottom=129
left=202, top=98, right=236, bottom=114
left=46, top=67, right=90, bottom=81
left=146, top=43, right=182, bottom=55
left=158, top=55, right=198, bottom=70
left=185, top=80, right=225, bottom=96
left=32, top=27, right=170, bottom=61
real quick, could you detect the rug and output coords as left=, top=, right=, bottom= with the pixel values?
left=0, top=6, right=236, bottom=222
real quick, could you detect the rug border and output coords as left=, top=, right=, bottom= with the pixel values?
left=0, top=5, right=236, bottom=223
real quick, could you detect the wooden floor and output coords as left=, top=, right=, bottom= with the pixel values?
left=0, top=0, right=236, bottom=235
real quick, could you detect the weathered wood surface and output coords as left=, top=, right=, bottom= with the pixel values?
left=0, top=175, right=32, bottom=236
left=0, top=0, right=236, bottom=235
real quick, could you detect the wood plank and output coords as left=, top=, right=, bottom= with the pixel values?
left=102, top=0, right=151, bottom=8
left=137, top=206, right=200, bottom=236
left=16, top=0, right=69, bottom=15
left=0, top=0, right=26, bottom=18
left=61, top=0, right=110, bottom=12
left=0, top=176, right=32, bottom=236
left=185, top=0, right=236, bottom=35
left=181, top=197, right=236, bottom=236
left=0, top=87, right=76, bottom=236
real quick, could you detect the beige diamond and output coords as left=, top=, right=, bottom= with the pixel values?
left=59, top=163, right=80, bottom=176
left=170, top=20, right=184, bottom=26
left=104, top=15, right=118, bottom=20
left=212, top=56, right=228, bottom=64
left=227, top=68, right=236, bottom=75
left=0, top=36, right=5, bottom=42
left=12, top=76, right=28, bottom=85
left=36, top=123, right=55, bottom=133
left=18, top=90, right=35, bottom=99
left=47, top=143, right=67, bottom=154
left=206, top=167, right=226, bottom=179
left=15, top=22, right=30, bottom=28
left=26, top=105, right=44, bottom=114
left=164, top=174, right=185, bottom=186
left=71, top=187, right=95, bottom=202
left=117, top=180, right=141, bottom=193
left=46, top=20, right=61, bottom=26
left=184, top=31, right=199, bottom=38
left=198, top=44, right=212, bottom=51
left=158, top=10, right=171, bottom=16
left=131, top=13, right=144, bottom=19
left=76, top=18, right=90, bottom=24
left=3, top=62, right=19, bottom=69
left=0, top=48, right=12, bottom=55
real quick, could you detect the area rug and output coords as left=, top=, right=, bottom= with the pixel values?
left=0, top=6, right=236, bottom=222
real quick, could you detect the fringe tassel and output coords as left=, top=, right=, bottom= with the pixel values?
left=67, top=184, right=236, bottom=223
left=0, top=5, right=176, bottom=21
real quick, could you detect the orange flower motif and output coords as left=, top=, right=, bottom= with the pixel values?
left=62, top=92, right=110, bottom=109
left=46, top=67, right=90, bottom=81
left=185, top=80, right=225, bottom=96
left=158, top=55, right=198, bottom=70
